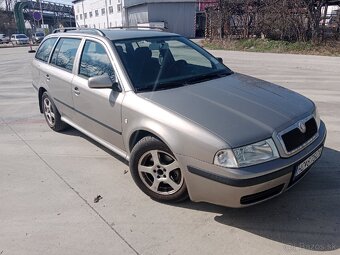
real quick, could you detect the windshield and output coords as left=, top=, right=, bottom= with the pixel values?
left=113, top=36, right=232, bottom=92
left=17, top=34, right=27, bottom=39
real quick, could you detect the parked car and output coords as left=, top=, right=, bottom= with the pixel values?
left=11, top=34, right=29, bottom=45
left=0, top=33, right=10, bottom=44
left=31, top=28, right=326, bottom=208
left=32, top=32, right=45, bottom=44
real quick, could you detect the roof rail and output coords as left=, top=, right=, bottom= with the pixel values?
left=108, top=26, right=167, bottom=31
left=52, top=27, right=105, bottom=36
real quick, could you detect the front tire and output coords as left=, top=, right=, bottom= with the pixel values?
left=130, top=136, right=188, bottom=203
left=42, top=92, right=67, bottom=132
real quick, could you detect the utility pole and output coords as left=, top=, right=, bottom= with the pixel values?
left=38, top=0, right=45, bottom=28
left=81, top=0, right=86, bottom=27
left=105, top=0, right=109, bottom=28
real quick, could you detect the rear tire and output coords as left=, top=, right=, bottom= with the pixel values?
left=130, top=136, right=188, bottom=203
left=41, top=92, right=67, bottom=132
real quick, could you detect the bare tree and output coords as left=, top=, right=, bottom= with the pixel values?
left=303, top=0, right=327, bottom=43
left=205, top=0, right=336, bottom=43
left=2, top=0, right=14, bottom=11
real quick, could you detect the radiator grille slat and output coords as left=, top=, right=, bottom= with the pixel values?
left=281, top=118, right=317, bottom=153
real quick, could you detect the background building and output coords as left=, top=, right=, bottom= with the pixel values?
left=73, top=0, right=123, bottom=29
left=72, top=0, right=197, bottom=38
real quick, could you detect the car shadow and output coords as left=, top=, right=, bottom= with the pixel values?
left=174, top=147, right=340, bottom=251
left=62, top=128, right=128, bottom=165
left=60, top=127, right=339, bottom=251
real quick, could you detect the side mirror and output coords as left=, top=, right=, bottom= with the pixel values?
left=88, top=73, right=121, bottom=91
left=216, top=57, right=223, bottom=64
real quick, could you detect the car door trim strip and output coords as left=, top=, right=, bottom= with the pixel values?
left=53, top=97, right=122, bottom=135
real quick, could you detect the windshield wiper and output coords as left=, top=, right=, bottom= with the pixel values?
left=135, top=71, right=232, bottom=93
left=186, top=70, right=232, bottom=84
left=135, top=81, right=186, bottom=93
left=156, top=81, right=187, bottom=91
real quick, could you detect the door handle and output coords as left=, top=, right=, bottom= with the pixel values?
left=46, top=74, right=50, bottom=81
left=73, top=87, right=80, bottom=96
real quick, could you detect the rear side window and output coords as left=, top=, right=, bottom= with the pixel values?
left=79, top=40, right=114, bottom=80
left=35, top=38, right=57, bottom=62
left=51, top=38, right=81, bottom=71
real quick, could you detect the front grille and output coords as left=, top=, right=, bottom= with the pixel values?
left=240, top=184, right=285, bottom=205
left=281, top=118, right=317, bottom=153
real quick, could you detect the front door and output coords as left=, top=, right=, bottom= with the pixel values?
left=47, top=37, right=82, bottom=119
left=71, top=39, right=125, bottom=152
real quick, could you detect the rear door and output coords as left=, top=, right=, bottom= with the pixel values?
left=71, top=39, right=125, bottom=152
left=32, top=37, right=58, bottom=91
left=47, top=37, right=82, bottom=119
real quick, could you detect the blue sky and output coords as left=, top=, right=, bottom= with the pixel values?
left=54, top=0, right=73, bottom=4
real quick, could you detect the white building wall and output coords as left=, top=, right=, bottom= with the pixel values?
left=73, top=0, right=196, bottom=35
left=74, top=0, right=124, bottom=29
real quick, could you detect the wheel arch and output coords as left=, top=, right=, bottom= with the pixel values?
left=128, top=129, right=173, bottom=155
left=38, top=87, right=47, bottom=113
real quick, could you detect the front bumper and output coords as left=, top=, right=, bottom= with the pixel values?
left=177, top=121, right=327, bottom=208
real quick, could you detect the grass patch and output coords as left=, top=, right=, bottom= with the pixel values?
left=202, top=38, right=340, bottom=57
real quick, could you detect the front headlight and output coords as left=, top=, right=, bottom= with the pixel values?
left=214, top=139, right=279, bottom=168
left=313, top=106, right=321, bottom=128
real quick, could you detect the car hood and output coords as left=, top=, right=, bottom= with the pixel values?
left=139, top=73, right=314, bottom=147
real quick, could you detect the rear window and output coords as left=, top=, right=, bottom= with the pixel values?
left=35, top=38, right=57, bottom=62
left=51, top=38, right=81, bottom=71
left=36, top=32, right=44, bottom=36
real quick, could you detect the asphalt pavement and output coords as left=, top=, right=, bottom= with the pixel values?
left=0, top=46, right=339, bottom=255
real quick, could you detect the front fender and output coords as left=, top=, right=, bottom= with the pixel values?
left=122, top=92, right=228, bottom=164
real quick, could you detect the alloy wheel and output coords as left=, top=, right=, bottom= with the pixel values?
left=138, top=150, right=184, bottom=195
left=43, top=97, right=55, bottom=126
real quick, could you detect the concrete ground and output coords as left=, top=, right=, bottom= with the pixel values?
left=0, top=46, right=339, bottom=255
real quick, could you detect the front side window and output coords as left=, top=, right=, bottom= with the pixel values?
left=51, top=38, right=81, bottom=71
left=35, top=38, right=57, bottom=62
left=113, top=36, right=232, bottom=92
left=79, top=40, right=115, bottom=80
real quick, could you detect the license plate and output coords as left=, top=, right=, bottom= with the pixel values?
left=294, top=147, right=323, bottom=179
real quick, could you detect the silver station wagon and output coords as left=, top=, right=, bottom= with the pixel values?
left=32, top=27, right=326, bottom=207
